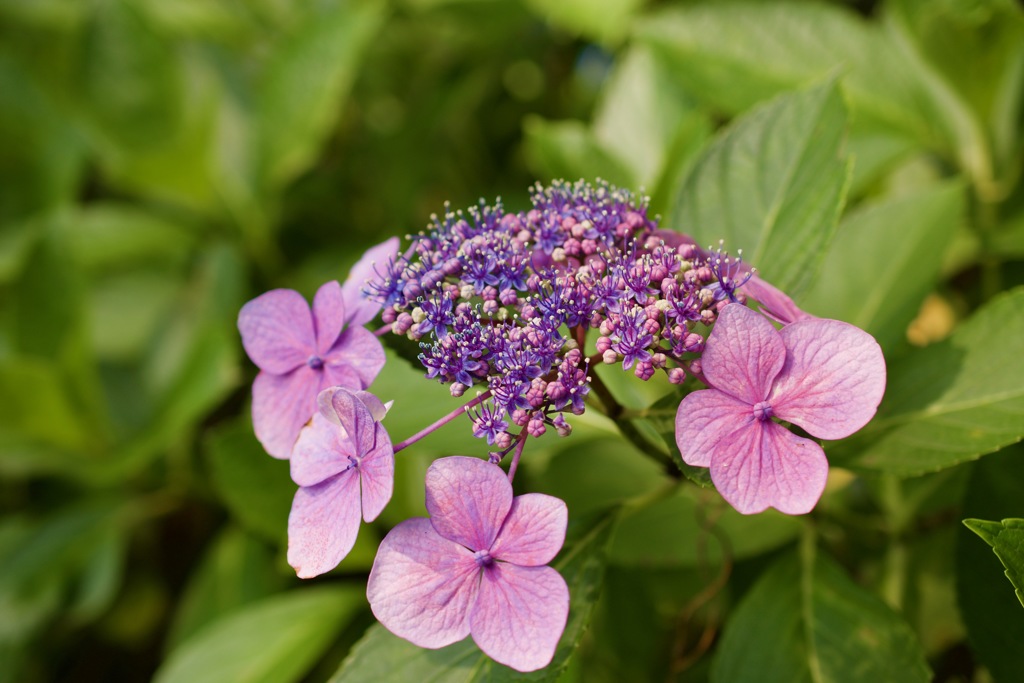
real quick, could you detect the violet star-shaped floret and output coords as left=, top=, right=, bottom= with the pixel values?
left=367, top=456, right=569, bottom=672
left=288, top=387, right=394, bottom=578
left=675, top=304, right=885, bottom=515
left=238, top=241, right=396, bottom=458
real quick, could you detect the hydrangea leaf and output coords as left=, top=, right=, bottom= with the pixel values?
left=256, top=2, right=383, bottom=190
left=330, top=515, right=613, bottom=682
left=666, top=80, right=851, bottom=297
left=711, top=545, right=930, bottom=683
left=832, top=287, right=1024, bottom=475
left=799, top=180, right=965, bottom=352
left=153, top=586, right=363, bottom=683
left=954, top=446, right=1024, bottom=683
left=522, top=117, right=636, bottom=190
left=963, top=518, right=1024, bottom=609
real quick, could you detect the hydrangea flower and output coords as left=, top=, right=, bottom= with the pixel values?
left=367, top=456, right=569, bottom=672
left=288, top=387, right=394, bottom=578
left=238, top=239, right=396, bottom=458
left=675, top=304, right=885, bottom=515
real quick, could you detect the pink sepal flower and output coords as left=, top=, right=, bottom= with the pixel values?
left=287, top=387, right=394, bottom=578
left=675, top=304, right=885, bottom=515
left=238, top=239, right=396, bottom=458
left=743, top=275, right=815, bottom=325
left=367, top=456, right=569, bottom=672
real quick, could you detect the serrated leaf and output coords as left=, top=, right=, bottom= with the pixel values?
left=667, top=80, right=851, bottom=297
left=800, top=180, right=965, bottom=351
left=711, top=545, right=930, bottom=683
left=964, top=518, right=1024, bottom=609
left=330, top=516, right=613, bottom=682
left=833, top=287, right=1024, bottom=475
left=955, top=447, right=1024, bottom=682
left=154, top=586, right=364, bottom=683
left=257, top=2, right=383, bottom=190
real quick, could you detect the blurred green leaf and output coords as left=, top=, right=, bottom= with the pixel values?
left=834, top=287, right=1024, bottom=475
left=154, top=585, right=364, bottom=683
left=667, top=80, right=851, bottom=296
left=67, top=527, right=126, bottom=624
left=60, top=203, right=197, bottom=272
left=522, top=117, right=636, bottom=188
left=800, top=180, right=965, bottom=351
left=77, top=0, right=183, bottom=154
left=609, top=486, right=802, bottom=568
left=963, top=517, right=1024, bottom=609
left=257, top=1, right=384, bottom=190
left=165, top=525, right=287, bottom=652
left=523, top=0, right=645, bottom=45
left=592, top=44, right=707, bottom=190
left=331, top=515, right=613, bottom=682
left=711, top=544, right=930, bottom=683
left=955, top=446, right=1024, bottom=682
left=205, top=419, right=294, bottom=544
left=637, top=1, right=989, bottom=185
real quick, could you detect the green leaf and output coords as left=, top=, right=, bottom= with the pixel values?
left=154, top=586, right=364, bottom=683
left=667, top=80, right=851, bottom=297
left=257, top=1, right=383, bottom=190
left=60, top=203, right=197, bottom=273
left=165, top=525, right=287, bottom=652
left=609, top=485, right=802, bottom=568
left=833, top=287, right=1024, bottom=475
left=592, top=44, right=706, bottom=190
left=522, top=0, right=645, bottom=45
left=955, top=446, right=1024, bottom=682
left=205, top=419, right=293, bottom=543
left=800, top=180, right=965, bottom=351
left=330, top=516, right=614, bottom=682
left=711, top=544, right=930, bottom=683
left=521, top=117, right=636, bottom=189
left=964, top=518, right=1024, bottom=609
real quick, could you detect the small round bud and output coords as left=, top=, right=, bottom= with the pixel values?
left=450, top=382, right=468, bottom=397
left=595, top=336, right=613, bottom=353
left=602, top=349, right=619, bottom=364
left=667, top=367, right=687, bottom=384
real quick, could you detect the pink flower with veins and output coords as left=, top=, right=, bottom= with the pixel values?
left=367, top=456, right=569, bottom=673
left=288, top=387, right=394, bottom=578
left=237, top=238, right=398, bottom=458
left=675, top=304, right=885, bottom=515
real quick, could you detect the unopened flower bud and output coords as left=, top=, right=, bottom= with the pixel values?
left=634, top=361, right=655, bottom=381
left=450, top=382, right=468, bottom=397
left=667, top=367, right=687, bottom=384
left=596, top=336, right=612, bottom=353
left=602, top=349, right=618, bottom=364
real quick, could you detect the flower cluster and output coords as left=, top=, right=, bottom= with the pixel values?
left=236, top=179, right=887, bottom=674
left=368, top=179, right=754, bottom=457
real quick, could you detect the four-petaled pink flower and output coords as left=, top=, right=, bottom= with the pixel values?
left=237, top=238, right=397, bottom=458
left=367, top=456, right=569, bottom=672
left=288, top=386, right=394, bottom=578
left=675, top=304, right=885, bottom=515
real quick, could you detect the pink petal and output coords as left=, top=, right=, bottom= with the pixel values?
left=425, top=456, right=512, bottom=551
left=342, top=237, right=400, bottom=327
left=287, top=471, right=361, bottom=578
left=359, top=422, right=394, bottom=522
left=709, top=420, right=828, bottom=515
left=703, top=304, right=786, bottom=404
left=770, top=318, right=886, bottom=440
left=252, top=368, right=318, bottom=459
left=675, top=389, right=752, bottom=468
left=367, top=517, right=479, bottom=649
left=328, top=386, right=376, bottom=456
left=743, top=275, right=815, bottom=325
left=490, top=494, right=567, bottom=567
left=324, top=326, right=386, bottom=389
left=238, top=289, right=315, bottom=374
left=470, top=563, right=569, bottom=672
left=290, top=412, right=352, bottom=487
left=312, top=281, right=346, bottom=355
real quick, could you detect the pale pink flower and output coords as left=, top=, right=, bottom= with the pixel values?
left=288, top=387, right=394, bottom=578
left=675, top=304, right=885, bottom=514
left=367, top=456, right=569, bottom=672
left=237, top=238, right=397, bottom=458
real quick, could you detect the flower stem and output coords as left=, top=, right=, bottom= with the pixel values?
left=506, top=431, right=528, bottom=483
left=374, top=324, right=393, bottom=337
left=393, top=390, right=492, bottom=453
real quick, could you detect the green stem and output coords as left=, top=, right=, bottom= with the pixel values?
left=879, top=475, right=909, bottom=610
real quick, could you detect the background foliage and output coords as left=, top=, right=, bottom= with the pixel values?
left=2, top=0, right=1023, bottom=681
